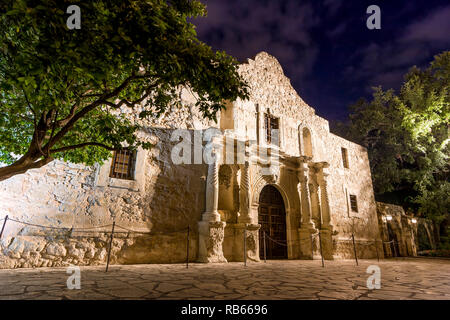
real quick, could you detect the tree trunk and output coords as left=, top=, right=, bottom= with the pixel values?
left=0, top=156, right=53, bottom=182
left=0, top=110, right=57, bottom=182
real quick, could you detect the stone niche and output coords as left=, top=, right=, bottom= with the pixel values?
left=220, top=101, right=235, bottom=130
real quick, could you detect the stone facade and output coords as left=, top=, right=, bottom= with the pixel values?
left=1, top=52, right=383, bottom=268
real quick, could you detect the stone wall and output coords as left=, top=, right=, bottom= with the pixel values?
left=1, top=52, right=383, bottom=268
left=376, top=202, right=437, bottom=257
left=0, top=110, right=212, bottom=269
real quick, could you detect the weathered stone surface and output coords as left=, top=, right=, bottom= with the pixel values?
left=0, top=52, right=390, bottom=268
left=0, top=258, right=448, bottom=300
left=198, top=221, right=227, bottom=263
left=46, top=243, right=67, bottom=257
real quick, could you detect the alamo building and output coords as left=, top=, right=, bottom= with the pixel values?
left=0, top=52, right=425, bottom=269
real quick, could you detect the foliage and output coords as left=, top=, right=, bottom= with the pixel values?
left=335, top=52, right=449, bottom=229
left=0, top=0, right=249, bottom=180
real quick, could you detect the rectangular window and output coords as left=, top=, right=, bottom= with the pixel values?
left=109, top=149, right=136, bottom=180
left=264, top=113, right=279, bottom=145
left=341, top=147, right=349, bottom=168
left=349, top=194, right=358, bottom=212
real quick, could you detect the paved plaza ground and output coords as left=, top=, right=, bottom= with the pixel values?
left=0, top=257, right=449, bottom=300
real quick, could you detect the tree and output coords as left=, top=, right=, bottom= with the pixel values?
left=0, top=0, right=249, bottom=181
left=335, top=52, right=449, bottom=240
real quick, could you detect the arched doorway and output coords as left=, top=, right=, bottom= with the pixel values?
left=258, top=185, right=288, bottom=259
left=417, top=224, right=432, bottom=251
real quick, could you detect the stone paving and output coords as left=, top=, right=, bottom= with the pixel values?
left=0, top=258, right=449, bottom=300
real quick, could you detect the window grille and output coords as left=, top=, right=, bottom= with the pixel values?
left=264, top=113, right=279, bottom=145
left=341, top=147, right=349, bottom=168
left=109, top=149, right=136, bottom=180
left=349, top=194, right=358, bottom=212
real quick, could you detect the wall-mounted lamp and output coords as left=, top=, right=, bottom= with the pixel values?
left=382, top=216, right=387, bottom=222
left=386, top=215, right=393, bottom=221
left=411, top=218, right=417, bottom=224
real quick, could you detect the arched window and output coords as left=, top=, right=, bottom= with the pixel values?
left=302, top=127, right=313, bottom=157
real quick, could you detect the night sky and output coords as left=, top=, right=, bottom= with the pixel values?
left=194, top=0, right=450, bottom=121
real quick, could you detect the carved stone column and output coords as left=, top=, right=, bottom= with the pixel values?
left=203, top=160, right=221, bottom=222
left=238, top=161, right=251, bottom=224
left=316, top=163, right=331, bottom=227
left=316, top=162, right=334, bottom=260
left=234, top=160, right=260, bottom=262
left=198, top=136, right=227, bottom=263
left=297, top=156, right=315, bottom=259
left=308, top=164, right=321, bottom=226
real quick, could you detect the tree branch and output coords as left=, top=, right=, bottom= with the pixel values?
left=46, top=109, right=59, bottom=153
left=0, top=156, right=54, bottom=182
left=106, top=82, right=158, bottom=109
left=43, top=73, right=139, bottom=151
left=20, top=84, right=37, bottom=127
left=50, top=142, right=117, bottom=153
left=55, top=102, right=79, bottom=127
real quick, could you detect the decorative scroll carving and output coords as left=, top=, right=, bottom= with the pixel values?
left=317, top=163, right=331, bottom=228
left=297, top=157, right=313, bottom=227
left=308, top=169, right=321, bottom=226
left=204, top=160, right=220, bottom=221
left=198, top=221, right=227, bottom=263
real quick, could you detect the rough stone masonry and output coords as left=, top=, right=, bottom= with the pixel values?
left=0, top=52, right=384, bottom=269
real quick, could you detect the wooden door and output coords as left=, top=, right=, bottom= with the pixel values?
left=258, top=185, right=287, bottom=259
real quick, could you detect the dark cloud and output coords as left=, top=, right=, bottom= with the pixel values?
left=195, top=0, right=320, bottom=82
left=403, top=5, right=450, bottom=44
left=194, top=0, right=450, bottom=120
left=326, top=22, right=348, bottom=38
left=346, top=4, right=450, bottom=93
left=323, top=0, right=343, bottom=17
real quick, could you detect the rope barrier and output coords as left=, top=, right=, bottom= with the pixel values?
left=338, top=238, right=394, bottom=245
left=8, top=218, right=76, bottom=230
left=263, top=232, right=288, bottom=247
left=69, top=224, right=115, bottom=231
left=2, top=217, right=398, bottom=266
left=4, top=217, right=396, bottom=246
left=4, top=218, right=188, bottom=237
left=113, top=224, right=188, bottom=236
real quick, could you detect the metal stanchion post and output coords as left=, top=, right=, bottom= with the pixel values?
left=105, top=221, right=116, bottom=273
left=244, top=225, right=247, bottom=267
left=0, top=215, right=8, bottom=239
left=263, top=231, right=267, bottom=263
left=318, top=231, right=324, bottom=267
left=186, top=225, right=190, bottom=269
left=351, top=233, right=358, bottom=266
